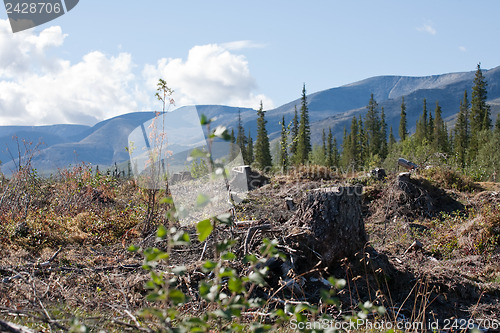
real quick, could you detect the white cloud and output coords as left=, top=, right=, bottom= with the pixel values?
left=221, top=40, right=266, bottom=50
left=142, top=42, right=273, bottom=110
left=459, top=46, right=467, bottom=52
left=0, top=21, right=271, bottom=126
left=417, top=21, right=436, bottom=35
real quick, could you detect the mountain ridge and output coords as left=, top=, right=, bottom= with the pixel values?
left=1, top=65, right=500, bottom=175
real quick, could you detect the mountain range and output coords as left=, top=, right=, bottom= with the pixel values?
left=1, top=65, right=500, bottom=176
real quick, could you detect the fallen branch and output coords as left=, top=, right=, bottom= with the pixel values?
left=0, top=319, right=35, bottom=333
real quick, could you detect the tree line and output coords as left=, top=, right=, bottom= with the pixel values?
left=231, top=64, right=500, bottom=180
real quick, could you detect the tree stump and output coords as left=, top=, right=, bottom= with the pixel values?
left=287, top=186, right=367, bottom=267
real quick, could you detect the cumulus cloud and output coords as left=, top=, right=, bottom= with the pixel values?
left=221, top=40, right=266, bottom=50
left=0, top=19, right=145, bottom=125
left=417, top=21, right=436, bottom=35
left=0, top=19, right=271, bottom=126
left=459, top=46, right=467, bottom=52
left=142, top=43, right=273, bottom=110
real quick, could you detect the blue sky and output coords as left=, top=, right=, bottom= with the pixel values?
left=1, top=1, right=499, bottom=125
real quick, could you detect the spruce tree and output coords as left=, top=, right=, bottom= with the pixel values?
left=388, top=126, right=396, bottom=151
left=254, top=101, right=272, bottom=170
left=342, top=117, right=361, bottom=169
left=236, top=110, right=247, bottom=164
left=428, top=111, right=434, bottom=139
left=296, top=84, right=311, bottom=164
left=415, top=99, right=428, bottom=143
left=433, top=101, right=449, bottom=153
left=470, top=63, right=491, bottom=133
left=399, top=96, right=408, bottom=141
left=496, top=114, right=500, bottom=136
left=380, top=107, right=388, bottom=159
left=247, top=132, right=254, bottom=165
left=229, top=128, right=238, bottom=161
left=327, top=128, right=333, bottom=167
left=364, top=94, right=381, bottom=157
left=358, top=115, right=367, bottom=165
left=332, top=137, right=340, bottom=168
left=470, top=63, right=492, bottom=161
left=290, top=105, right=299, bottom=157
left=454, top=90, right=470, bottom=168
left=322, top=129, right=327, bottom=160
left=279, top=115, right=288, bottom=172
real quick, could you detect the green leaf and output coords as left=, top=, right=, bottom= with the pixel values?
left=146, top=292, right=167, bottom=302
left=150, top=271, right=164, bottom=286
left=228, top=277, right=243, bottom=293
left=156, top=225, right=167, bottom=239
left=221, top=252, right=236, bottom=261
left=202, top=260, right=217, bottom=272
left=171, top=230, right=190, bottom=246
left=199, top=281, right=211, bottom=298
left=127, top=245, right=139, bottom=252
left=168, top=289, right=186, bottom=305
left=144, top=248, right=169, bottom=262
left=247, top=270, right=267, bottom=286
left=196, top=193, right=211, bottom=208
left=160, top=196, right=174, bottom=204
left=200, top=114, right=209, bottom=125
left=196, top=219, right=213, bottom=242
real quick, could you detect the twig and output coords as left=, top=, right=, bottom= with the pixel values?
left=243, top=224, right=271, bottom=255
left=38, top=247, right=62, bottom=268
left=0, top=319, right=35, bottom=333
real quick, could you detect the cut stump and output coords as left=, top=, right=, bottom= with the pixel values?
left=287, top=186, right=367, bottom=266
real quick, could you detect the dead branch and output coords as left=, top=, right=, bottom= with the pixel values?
left=0, top=319, right=35, bottom=333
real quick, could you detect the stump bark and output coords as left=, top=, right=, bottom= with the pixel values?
left=287, top=186, right=367, bottom=266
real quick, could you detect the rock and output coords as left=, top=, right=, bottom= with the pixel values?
left=370, top=168, right=387, bottom=180
left=287, top=186, right=367, bottom=266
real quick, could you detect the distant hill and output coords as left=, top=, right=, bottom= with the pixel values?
left=1, top=66, right=500, bottom=175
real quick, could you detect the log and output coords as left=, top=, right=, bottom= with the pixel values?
left=287, top=186, right=367, bottom=266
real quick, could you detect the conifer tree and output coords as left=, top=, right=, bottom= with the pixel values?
left=399, top=96, right=408, bottom=141
left=496, top=114, right=500, bottom=137
left=380, top=107, right=388, bottom=159
left=229, top=128, right=238, bottom=161
left=322, top=129, right=327, bottom=160
left=290, top=105, right=299, bottom=158
left=247, top=132, right=254, bottom=165
left=388, top=126, right=396, bottom=151
left=428, top=111, right=434, bottom=139
left=254, top=101, right=272, bottom=170
left=296, top=84, right=311, bottom=164
left=327, top=128, right=333, bottom=167
left=470, top=63, right=492, bottom=161
left=341, top=117, right=361, bottom=169
left=415, top=99, right=428, bottom=143
left=279, top=115, right=288, bottom=172
left=433, top=101, right=449, bottom=153
left=236, top=110, right=247, bottom=163
left=358, top=115, right=367, bottom=165
left=332, top=137, right=340, bottom=168
left=470, top=63, right=491, bottom=133
left=364, top=94, right=381, bottom=157
left=454, top=90, right=470, bottom=168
